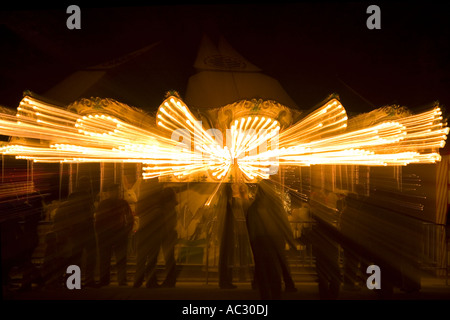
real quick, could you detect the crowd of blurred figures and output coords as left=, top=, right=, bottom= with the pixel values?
left=1, top=175, right=302, bottom=299
left=1, top=176, right=182, bottom=292
left=1, top=173, right=439, bottom=300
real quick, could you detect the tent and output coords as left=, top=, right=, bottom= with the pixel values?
left=185, top=35, right=298, bottom=110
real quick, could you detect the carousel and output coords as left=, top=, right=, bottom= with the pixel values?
left=1, top=36, right=449, bottom=294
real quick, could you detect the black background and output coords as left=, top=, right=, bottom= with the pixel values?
left=1, top=1, right=449, bottom=116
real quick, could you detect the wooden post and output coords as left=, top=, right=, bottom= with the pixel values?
left=69, top=163, right=73, bottom=194
left=100, top=162, right=104, bottom=194
left=59, top=162, right=63, bottom=201
left=31, top=160, right=34, bottom=185
left=76, top=163, right=79, bottom=188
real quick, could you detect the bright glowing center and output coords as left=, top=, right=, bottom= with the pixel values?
left=0, top=94, right=448, bottom=183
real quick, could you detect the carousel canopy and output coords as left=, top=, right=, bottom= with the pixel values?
left=184, top=35, right=298, bottom=110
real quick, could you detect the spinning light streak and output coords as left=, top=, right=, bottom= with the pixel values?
left=0, top=93, right=448, bottom=183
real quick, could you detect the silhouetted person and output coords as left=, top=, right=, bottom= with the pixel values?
left=246, top=180, right=297, bottom=299
left=1, top=209, right=21, bottom=292
left=218, top=184, right=237, bottom=289
left=67, top=176, right=97, bottom=287
left=159, top=187, right=179, bottom=287
left=1, top=191, right=43, bottom=291
left=133, top=183, right=162, bottom=288
left=42, top=195, right=76, bottom=288
left=95, top=183, right=133, bottom=286
left=18, top=192, right=44, bottom=290
left=341, top=187, right=363, bottom=291
left=232, top=183, right=253, bottom=282
left=133, top=185, right=179, bottom=288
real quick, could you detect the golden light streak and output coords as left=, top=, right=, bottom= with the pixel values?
left=0, top=94, right=448, bottom=183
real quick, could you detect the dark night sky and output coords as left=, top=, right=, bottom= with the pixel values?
left=1, top=2, right=449, bottom=116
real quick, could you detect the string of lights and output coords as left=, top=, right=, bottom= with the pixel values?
left=0, top=94, right=448, bottom=182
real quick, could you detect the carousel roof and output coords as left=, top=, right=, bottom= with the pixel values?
left=184, top=35, right=298, bottom=110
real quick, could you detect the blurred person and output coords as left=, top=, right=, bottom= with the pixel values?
left=218, top=184, right=237, bottom=289
left=42, top=194, right=76, bottom=288
left=159, top=187, right=179, bottom=287
left=123, top=176, right=141, bottom=255
left=232, top=183, right=253, bottom=282
left=1, top=213, right=20, bottom=292
left=133, top=185, right=179, bottom=288
left=1, top=190, right=44, bottom=292
left=18, top=192, right=44, bottom=291
left=133, top=182, right=162, bottom=288
left=246, top=180, right=298, bottom=299
left=340, top=189, right=363, bottom=291
left=95, top=183, right=134, bottom=286
left=67, top=176, right=97, bottom=287
left=265, top=182, right=297, bottom=293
